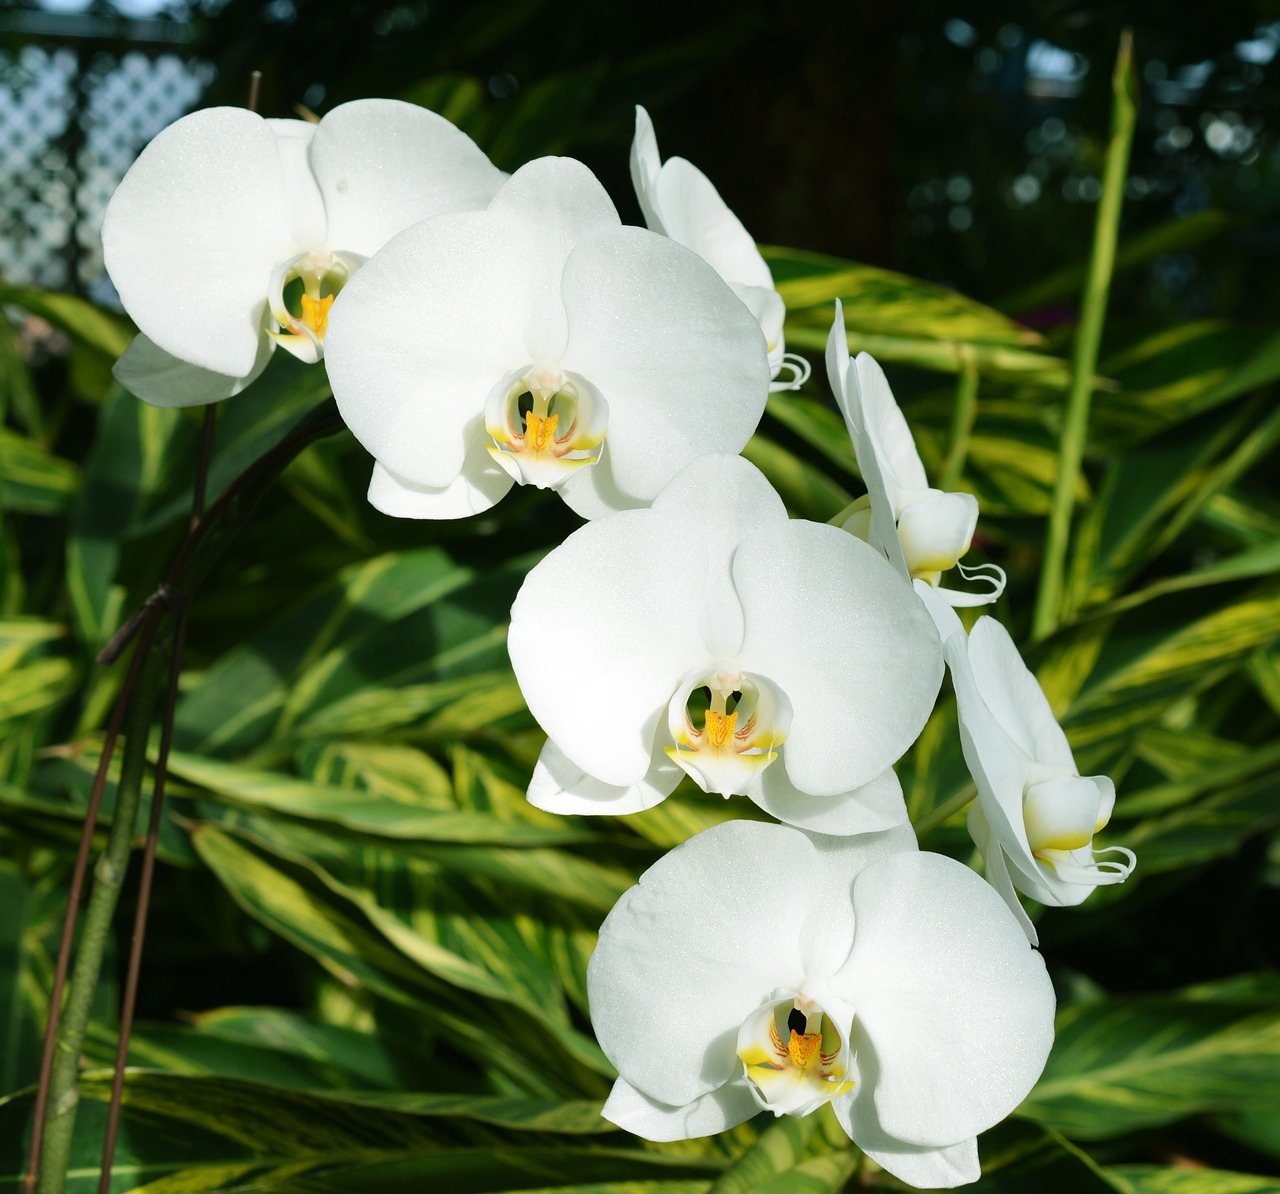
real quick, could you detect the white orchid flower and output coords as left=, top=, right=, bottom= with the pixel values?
left=916, top=583, right=1136, bottom=944
left=507, top=454, right=942, bottom=835
left=103, top=99, right=504, bottom=407
left=825, top=301, right=1004, bottom=607
left=630, top=105, right=809, bottom=392
left=590, top=819, right=1056, bottom=1189
left=324, top=157, right=770, bottom=522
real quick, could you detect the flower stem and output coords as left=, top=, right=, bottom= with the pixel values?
left=1032, top=30, right=1137, bottom=640
left=938, top=354, right=978, bottom=490
left=21, top=604, right=164, bottom=1194
left=36, top=648, right=163, bottom=1194
left=912, top=782, right=977, bottom=839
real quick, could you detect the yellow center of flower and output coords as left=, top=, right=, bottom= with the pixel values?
left=299, top=292, right=335, bottom=338
left=704, top=708, right=739, bottom=750
left=484, top=364, right=608, bottom=489
left=736, top=997, right=856, bottom=1117
left=665, top=670, right=789, bottom=798
left=525, top=411, right=560, bottom=455
left=786, top=1028, right=823, bottom=1069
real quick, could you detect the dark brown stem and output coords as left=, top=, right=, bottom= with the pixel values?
left=21, top=605, right=164, bottom=1194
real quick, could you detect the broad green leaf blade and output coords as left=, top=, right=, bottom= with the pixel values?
left=167, top=751, right=596, bottom=846
left=1110, top=1167, right=1280, bottom=1194
left=763, top=246, right=1040, bottom=348
left=0, top=1071, right=723, bottom=1194
left=1021, top=993, right=1280, bottom=1138
left=0, top=430, right=79, bottom=515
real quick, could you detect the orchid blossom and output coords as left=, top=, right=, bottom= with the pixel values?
left=324, top=156, right=770, bottom=521
left=630, top=105, right=809, bottom=391
left=590, top=819, right=1056, bottom=1189
left=103, top=99, right=504, bottom=407
left=825, top=301, right=1004, bottom=606
left=507, top=454, right=942, bottom=835
left=916, top=583, right=1136, bottom=944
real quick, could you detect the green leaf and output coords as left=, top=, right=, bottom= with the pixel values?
left=1003, top=208, right=1236, bottom=313
left=741, top=435, right=851, bottom=522
left=1054, top=581, right=1280, bottom=752
left=168, top=750, right=595, bottom=846
left=1110, top=1167, right=1280, bottom=1194
left=964, top=1120, right=1124, bottom=1192
left=707, top=1116, right=849, bottom=1194
left=764, top=246, right=1040, bottom=348
left=65, top=387, right=190, bottom=645
left=0, top=1071, right=723, bottom=1193
left=175, top=548, right=530, bottom=757
left=190, top=823, right=613, bottom=1095
left=0, top=430, right=79, bottom=515
left=0, top=286, right=133, bottom=359
left=1020, top=991, right=1280, bottom=1138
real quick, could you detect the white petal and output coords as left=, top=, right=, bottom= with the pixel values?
left=654, top=454, right=788, bottom=659
left=508, top=508, right=709, bottom=788
left=527, top=737, right=682, bottom=816
left=561, top=226, right=770, bottom=505
left=745, top=764, right=909, bottom=838
left=113, top=333, right=271, bottom=408
left=1023, top=774, right=1107, bottom=854
left=834, top=1083, right=981, bottom=1191
left=324, top=209, right=529, bottom=488
left=366, top=436, right=514, bottom=521
left=629, top=106, right=666, bottom=235
left=969, top=801, right=1040, bottom=946
left=836, top=851, right=1055, bottom=1147
left=914, top=584, right=1045, bottom=896
left=652, top=156, right=774, bottom=291
left=734, top=522, right=943, bottom=795
left=897, top=489, right=979, bottom=575
left=738, top=284, right=787, bottom=375
left=587, top=820, right=813, bottom=1105
left=825, top=307, right=909, bottom=581
left=796, top=824, right=919, bottom=981
left=102, top=107, right=299, bottom=378
left=968, top=617, right=1076, bottom=770
left=490, top=157, right=620, bottom=360
left=853, top=353, right=930, bottom=500
left=310, top=99, right=505, bottom=258
left=264, top=118, right=327, bottom=247
left=602, top=1076, right=759, bottom=1141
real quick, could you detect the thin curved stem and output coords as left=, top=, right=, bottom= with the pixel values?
left=97, top=608, right=187, bottom=1190
left=36, top=650, right=163, bottom=1194
left=911, top=782, right=978, bottom=839
left=21, top=604, right=163, bottom=1194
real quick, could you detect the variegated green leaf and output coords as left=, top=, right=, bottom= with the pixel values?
left=1110, top=1167, right=1280, bottom=1194
left=1021, top=993, right=1280, bottom=1138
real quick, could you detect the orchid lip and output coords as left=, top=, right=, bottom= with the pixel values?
left=267, top=247, right=365, bottom=364
left=484, top=363, right=608, bottom=489
left=664, top=668, right=792, bottom=797
left=737, top=993, right=857, bottom=1118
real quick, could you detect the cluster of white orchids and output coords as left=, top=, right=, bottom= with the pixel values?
left=104, top=95, right=1136, bottom=1188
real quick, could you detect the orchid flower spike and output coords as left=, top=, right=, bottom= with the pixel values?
left=324, top=156, right=770, bottom=521
left=590, top=819, right=1056, bottom=1189
left=103, top=99, right=504, bottom=408
left=631, top=105, right=809, bottom=392
left=916, top=583, right=1136, bottom=944
left=825, top=301, right=1004, bottom=607
left=507, top=454, right=943, bottom=835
